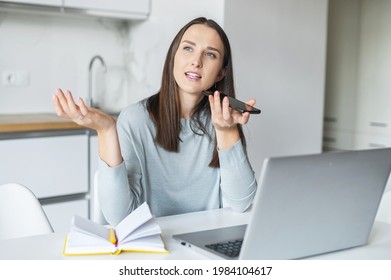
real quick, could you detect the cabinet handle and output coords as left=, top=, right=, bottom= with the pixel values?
left=370, top=122, right=388, bottom=128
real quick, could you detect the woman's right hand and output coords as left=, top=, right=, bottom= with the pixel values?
left=52, top=88, right=116, bottom=133
left=53, top=88, right=123, bottom=167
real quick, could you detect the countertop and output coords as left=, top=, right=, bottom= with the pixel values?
left=0, top=113, right=83, bottom=133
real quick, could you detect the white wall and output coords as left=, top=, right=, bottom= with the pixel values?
left=0, top=12, right=129, bottom=114
left=224, top=0, right=328, bottom=175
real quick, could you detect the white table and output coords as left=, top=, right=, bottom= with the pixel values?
left=0, top=207, right=390, bottom=260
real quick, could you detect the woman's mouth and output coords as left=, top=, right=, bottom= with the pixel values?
left=185, top=72, right=202, bottom=80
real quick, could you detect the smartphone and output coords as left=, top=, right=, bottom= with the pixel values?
left=203, top=91, right=261, bottom=114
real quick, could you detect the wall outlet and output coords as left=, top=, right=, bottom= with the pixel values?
left=1, top=71, right=30, bottom=87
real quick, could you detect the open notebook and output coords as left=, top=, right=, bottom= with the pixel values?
left=63, top=202, right=168, bottom=256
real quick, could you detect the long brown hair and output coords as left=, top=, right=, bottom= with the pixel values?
left=146, top=17, right=246, bottom=168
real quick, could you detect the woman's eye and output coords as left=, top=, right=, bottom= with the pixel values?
left=205, top=52, right=217, bottom=58
left=183, top=46, right=192, bottom=52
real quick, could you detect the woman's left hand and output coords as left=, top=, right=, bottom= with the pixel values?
left=208, top=91, right=256, bottom=131
left=208, top=91, right=256, bottom=150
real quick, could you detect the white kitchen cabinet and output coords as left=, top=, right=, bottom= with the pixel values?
left=63, top=0, right=150, bottom=19
left=0, top=134, right=88, bottom=198
left=0, top=132, right=90, bottom=233
left=354, top=0, right=391, bottom=136
left=64, top=0, right=149, bottom=14
left=43, top=199, right=88, bottom=234
left=0, top=0, right=150, bottom=20
left=324, top=0, right=391, bottom=151
left=1, top=0, right=61, bottom=6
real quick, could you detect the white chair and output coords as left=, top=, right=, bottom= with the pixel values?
left=92, top=171, right=108, bottom=224
left=376, top=190, right=391, bottom=224
left=0, top=183, right=53, bottom=240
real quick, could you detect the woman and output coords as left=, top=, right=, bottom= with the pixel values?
left=53, top=17, right=257, bottom=225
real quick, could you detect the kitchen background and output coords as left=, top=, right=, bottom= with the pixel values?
left=1, top=0, right=391, bottom=232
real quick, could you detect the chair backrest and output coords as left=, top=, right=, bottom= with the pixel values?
left=0, top=183, right=53, bottom=240
left=376, top=189, right=391, bottom=224
left=92, top=171, right=108, bottom=225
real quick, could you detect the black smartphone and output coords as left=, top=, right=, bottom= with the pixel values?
left=203, top=91, right=261, bottom=114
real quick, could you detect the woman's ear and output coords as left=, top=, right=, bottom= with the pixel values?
left=215, top=67, right=226, bottom=83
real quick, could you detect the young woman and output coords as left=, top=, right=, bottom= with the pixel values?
left=53, top=17, right=257, bottom=225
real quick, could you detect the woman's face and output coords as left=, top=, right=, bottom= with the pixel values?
left=173, top=24, right=225, bottom=98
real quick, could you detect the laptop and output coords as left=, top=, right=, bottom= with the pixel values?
left=173, top=148, right=391, bottom=259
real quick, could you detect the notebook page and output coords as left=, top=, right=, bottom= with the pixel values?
left=72, top=215, right=110, bottom=241
left=115, top=202, right=153, bottom=241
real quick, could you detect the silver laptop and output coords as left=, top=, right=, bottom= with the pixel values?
left=173, top=148, right=391, bottom=259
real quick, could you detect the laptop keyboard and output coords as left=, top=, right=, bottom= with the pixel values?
left=205, top=239, right=243, bottom=258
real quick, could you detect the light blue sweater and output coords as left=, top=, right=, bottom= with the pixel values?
left=98, top=99, right=257, bottom=225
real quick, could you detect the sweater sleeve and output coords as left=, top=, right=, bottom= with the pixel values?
left=97, top=160, right=133, bottom=226
left=97, top=107, right=144, bottom=226
left=218, top=139, right=257, bottom=212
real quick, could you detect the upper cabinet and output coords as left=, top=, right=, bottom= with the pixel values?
left=3, top=0, right=61, bottom=5
left=0, top=0, right=150, bottom=20
left=64, top=0, right=150, bottom=20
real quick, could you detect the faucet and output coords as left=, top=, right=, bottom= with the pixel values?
left=88, top=55, right=107, bottom=107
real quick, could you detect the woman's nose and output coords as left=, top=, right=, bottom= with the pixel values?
left=191, top=53, right=203, bottom=68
